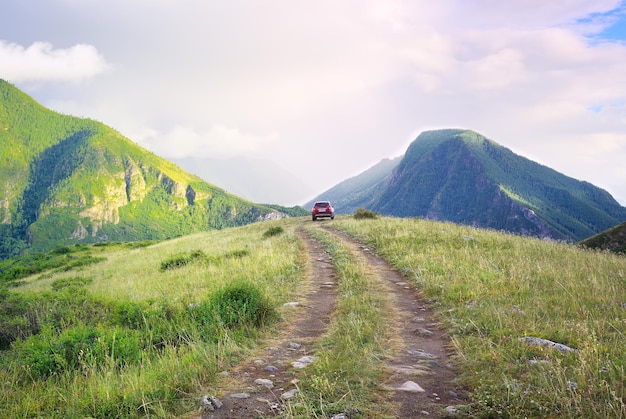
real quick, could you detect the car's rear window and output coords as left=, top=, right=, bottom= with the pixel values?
left=315, top=202, right=329, bottom=207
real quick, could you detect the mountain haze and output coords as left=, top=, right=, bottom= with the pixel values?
left=304, top=157, right=401, bottom=214
left=0, top=80, right=289, bottom=257
left=308, top=129, right=626, bottom=242
left=171, top=156, right=315, bottom=206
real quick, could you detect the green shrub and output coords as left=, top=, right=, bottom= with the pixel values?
left=262, top=226, right=284, bottom=238
left=18, top=329, right=59, bottom=378
left=51, top=246, right=72, bottom=255
left=224, top=249, right=250, bottom=259
left=208, top=281, right=276, bottom=329
left=51, top=276, right=92, bottom=291
left=62, top=255, right=106, bottom=270
left=0, top=289, right=39, bottom=349
left=18, top=325, right=143, bottom=379
left=100, top=328, right=142, bottom=367
left=57, top=325, right=102, bottom=371
left=142, top=301, right=186, bottom=348
left=159, top=255, right=189, bottom=271
left=124, top=240, right=156, bottom=249
left=159, top=250, right=206, bottom=271
left=112, top=301, right=148, bottom=329
left=353, top=208, right=378, bottom=220
left=184, top=301, right=221, bottom=342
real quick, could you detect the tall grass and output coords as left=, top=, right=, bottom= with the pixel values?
left=0, top=219, right=306, bottom=417
left=333, top=217, right=626, bottom=417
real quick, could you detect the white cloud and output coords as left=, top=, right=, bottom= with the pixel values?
left=141, top=124, right=280, bottom=159
left=462, top=48, right=527, bottom=90
left=0, top=40, right=109, bottom=83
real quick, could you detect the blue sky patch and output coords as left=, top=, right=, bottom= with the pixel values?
left=580, top=4, right=626, bottom=42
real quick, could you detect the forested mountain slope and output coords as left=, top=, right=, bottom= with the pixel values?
left=0, top=80, right=288, bottom=257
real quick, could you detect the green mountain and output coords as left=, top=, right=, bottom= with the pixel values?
left=0, top=80, right=291, bottom=257
left=308, top=129, right=626, bottom=241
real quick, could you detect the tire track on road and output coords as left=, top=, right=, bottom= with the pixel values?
left=201, top=229, right=338, bottom=418
left=321, top=226, right=468, bottom=418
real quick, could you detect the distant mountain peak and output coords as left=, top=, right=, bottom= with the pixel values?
left=308, top=128, right=626, bottom=241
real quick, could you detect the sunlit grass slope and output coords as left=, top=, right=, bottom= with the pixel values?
left=18, top=222, right=301, bottom=304
left=0, top=219, right=305, bottom=418
left=333, top=216, right=626, bottom=417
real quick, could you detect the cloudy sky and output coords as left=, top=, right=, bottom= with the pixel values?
left=2, top=1, right=626, bottom=206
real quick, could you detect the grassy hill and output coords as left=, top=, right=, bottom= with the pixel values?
left=308, top=129, right=626, bottom=242
left=0, top=80, right=293, bottom=257
left=1, top=216, right=625, bottom=417
left=578, top=221, right=626, bottom=254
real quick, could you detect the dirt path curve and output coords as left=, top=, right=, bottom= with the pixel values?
left=200, top=225, right=467, bottom=418
left=320, top=226, right=468, bottom=418
left=201, top=229, right=338, bottom=418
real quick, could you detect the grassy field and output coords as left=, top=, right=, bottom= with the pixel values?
left=1, top=215, right=625, bottom=417
left=0, top=219, right=306, bottom=418
left=332, top=216, right=626, bottom=417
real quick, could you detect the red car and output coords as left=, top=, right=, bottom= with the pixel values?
left=311, top=201, right=335, bottom=221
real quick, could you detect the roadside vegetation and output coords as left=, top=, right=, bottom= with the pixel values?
left=353, top=208, right=379, bottom=220
left=0, top=220, right=305, bottom=418
left=333, top=216, right=626, bottom=417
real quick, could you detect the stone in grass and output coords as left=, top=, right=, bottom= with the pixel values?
left=292, top=355, right=317, bottom=369
left=398, top=381, right=426, bottom=393
left=445, top=406, right=459, bottom=415
left=383, top=381, right=426, bottom=393
left=200, top=395, right=223, bottom=411
left=281, top=389, right=298, bottom=400
left=520, top=337, right=576, bottom=353
left=414, top=328, right=434, bottom=337
left=407, top=349, right=438, bottom=359
left=230, top=393, right=250, bottom=399
left=254, top=378, right=274, bottom=388
left=209, top=396, right=223, bottom=409
left=389, top=365, right=430, bottom=376
left=330, top=407, right=362, bottom=419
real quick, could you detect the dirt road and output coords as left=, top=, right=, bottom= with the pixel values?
left=200, top=225, right=466, bottom=418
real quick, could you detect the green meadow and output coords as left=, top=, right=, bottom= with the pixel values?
left=0, top=220, right=305, bottom=418
left=333, top=217, right=626, bottom=418
left=0, top=216, right=625, bottom=417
